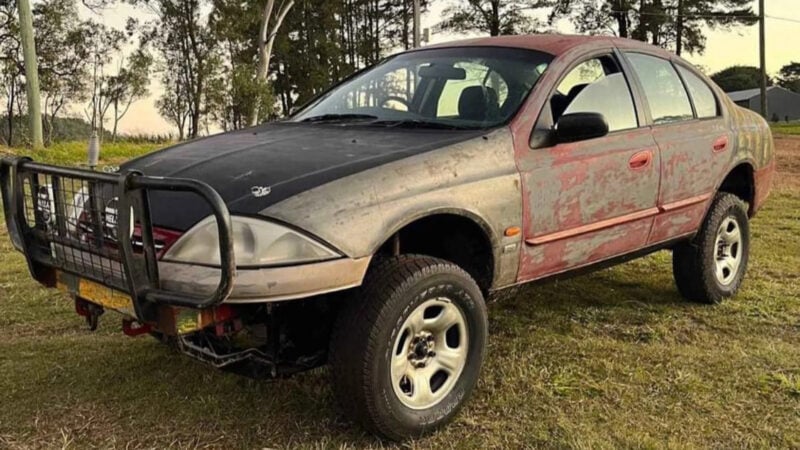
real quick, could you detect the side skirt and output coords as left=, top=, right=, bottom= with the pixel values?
left=493, top=233, right=695, bottom=293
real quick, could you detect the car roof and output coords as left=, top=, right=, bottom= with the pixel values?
left=420, top=34, right=675, bottom=59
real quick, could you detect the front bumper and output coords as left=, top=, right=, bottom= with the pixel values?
left=159, top=257, right=370, bottom=303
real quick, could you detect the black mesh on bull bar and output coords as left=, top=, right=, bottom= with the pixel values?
left=0, top=157, right=236, bottom=317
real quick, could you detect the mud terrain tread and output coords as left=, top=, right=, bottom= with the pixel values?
left=673, top=192, right=750, bottom=304
left=329, top=255, right=481, bottom=440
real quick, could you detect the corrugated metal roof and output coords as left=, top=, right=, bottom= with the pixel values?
left=727, top=86, right=775, bottom=102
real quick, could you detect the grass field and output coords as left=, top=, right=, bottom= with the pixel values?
left=771, top=122, right=800, bottom=136
left=0, top=138, right=798, bottom=449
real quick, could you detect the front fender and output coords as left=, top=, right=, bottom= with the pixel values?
left=261, top=128, right=523, bottom=288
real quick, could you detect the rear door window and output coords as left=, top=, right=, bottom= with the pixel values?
left=626, top=53, right=694, bottom=124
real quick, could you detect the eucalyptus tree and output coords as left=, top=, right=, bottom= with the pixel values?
left=0, top=1, right=23, bottom=145
left=100, top=46, right=153, bottom=140
left=137, top=0, right=217, bottom=139
left=549, top=0, right=756, bottom=55
left=441, top=0, right=553, bottom=36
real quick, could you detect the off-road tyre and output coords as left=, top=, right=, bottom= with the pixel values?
left=329, top=255, right=488, bottom=441
left=673, top=192, right=750, bottom=304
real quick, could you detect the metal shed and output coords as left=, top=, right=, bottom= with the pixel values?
left=727, top=86, right=800, bottom=121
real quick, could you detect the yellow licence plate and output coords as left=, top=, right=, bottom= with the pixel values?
left=75, top=278, right=134, bottom=316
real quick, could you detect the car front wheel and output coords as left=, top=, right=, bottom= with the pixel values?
left=329, top=255, right=488, bottom=441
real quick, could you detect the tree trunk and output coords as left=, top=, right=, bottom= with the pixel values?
left=615, top=0, right=629, bottom=38
left=7, top=81, right=15, bottom=147
left=251, top=0, right=294, bottom=127
left=675, top=0, right=684, bottom=55
left=490, top=0, right=500, bottom=36
left=112, top=99, right=119, bottom=142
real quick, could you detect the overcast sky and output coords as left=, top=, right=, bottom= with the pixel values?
left=82, top=0, right=799, bottom=136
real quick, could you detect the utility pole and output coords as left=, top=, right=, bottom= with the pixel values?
left=413, top=0, right=421, bottom=48
left=758, top=0, right=768, bottom=119
left=18, top=0, right=44, bottom=149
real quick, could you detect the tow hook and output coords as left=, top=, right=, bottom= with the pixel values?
left=75, top=298, right=104, bottom=331
left=122, top=319, right=152, bottom=337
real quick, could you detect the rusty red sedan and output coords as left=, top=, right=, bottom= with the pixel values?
left=1, top=34, right=775, bottom=440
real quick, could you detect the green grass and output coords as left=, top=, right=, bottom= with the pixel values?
left=771, top=122, right=800, bottom=136
left=1, top=141, right=164, bottom=166
left=0, top=141, right=799, bottom=448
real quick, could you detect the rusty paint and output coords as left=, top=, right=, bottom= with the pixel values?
left=752, top=157, right=776, bottom=214
left=526, top=207, right=659, bottom=246
left=659, top=193, right=712, bottom=212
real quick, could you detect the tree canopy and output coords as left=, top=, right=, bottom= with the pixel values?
left=710, top=65, right=772, bottom=93
left=550, top=0, right=756, bottom=55
left=777, top=62, right=800, bottom=94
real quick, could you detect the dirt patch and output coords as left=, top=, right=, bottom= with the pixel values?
left=774, top=135, right=800, bottom=190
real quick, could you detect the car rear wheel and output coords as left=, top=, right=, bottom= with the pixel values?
left=329, top=255, right=487, bottom=441
left=673, top=192, right=750, bottom=304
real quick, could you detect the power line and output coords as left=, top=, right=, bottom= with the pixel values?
left=765, top=14, right=800, bottom=24
left=609, top=9, right=800, bottom=23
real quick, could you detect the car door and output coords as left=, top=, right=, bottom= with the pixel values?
left=516, top=51, right=661, bottom=282
left=623, top=53, right=731, bottom=244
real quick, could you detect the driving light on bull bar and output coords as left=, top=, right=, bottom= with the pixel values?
left=163, top=215, right=339, bottom=267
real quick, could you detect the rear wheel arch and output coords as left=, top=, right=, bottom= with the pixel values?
left=373, top=210, right=497, bottom=295
left=717, top=162, right=755, bottom=216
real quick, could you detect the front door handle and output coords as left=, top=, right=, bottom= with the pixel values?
left=628, top=150, right=652, bottom=170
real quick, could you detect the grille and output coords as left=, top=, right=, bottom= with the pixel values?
left=19, top=171, right=132, bottom=292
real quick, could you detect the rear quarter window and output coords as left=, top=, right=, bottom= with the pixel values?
left=677, top=65, right=720, bottom=119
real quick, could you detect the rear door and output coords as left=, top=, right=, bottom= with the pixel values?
left=516, top=51, right=661, bottom=282
left=623, top=53, right=731, bottom=244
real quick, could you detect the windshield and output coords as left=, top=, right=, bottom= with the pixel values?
left=293, top=47, right=553, bottom=129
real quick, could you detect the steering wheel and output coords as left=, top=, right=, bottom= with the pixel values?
left=381, top=96, right=411, bottom=111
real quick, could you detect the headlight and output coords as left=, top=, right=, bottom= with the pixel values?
left=163, top=216, right=339, bottom=267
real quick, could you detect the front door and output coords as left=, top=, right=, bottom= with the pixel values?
left=516, top=52, right=661, bottom=282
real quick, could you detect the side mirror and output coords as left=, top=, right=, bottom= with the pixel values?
left=554, top=112, right=609, bottom=143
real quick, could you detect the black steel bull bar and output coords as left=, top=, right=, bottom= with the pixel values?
left=0, top=157, right=235, bottom=322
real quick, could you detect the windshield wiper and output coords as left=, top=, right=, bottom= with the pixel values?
left=300, top=113, right=378, bottom=123
left=369, top=119, right=477, bottom=130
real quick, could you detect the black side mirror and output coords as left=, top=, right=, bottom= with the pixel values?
left=554, top=112, right=609, bottom=143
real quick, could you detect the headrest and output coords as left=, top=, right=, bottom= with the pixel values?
left=458, top=86, right=499, bottom=122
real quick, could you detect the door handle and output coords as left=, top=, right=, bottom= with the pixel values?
left=628, top=150, right=652, bottom=170
left=713, top=136, right=729, bottom=152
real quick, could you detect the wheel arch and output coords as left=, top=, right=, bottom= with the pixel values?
left=372, top=208, right=499, bottom=294
left=717, top=161, right=756, bottom=217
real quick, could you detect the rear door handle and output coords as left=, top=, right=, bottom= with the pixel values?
left=629, top=150, right=652, bottom=170
left=713, top=136, right=729, bottom=152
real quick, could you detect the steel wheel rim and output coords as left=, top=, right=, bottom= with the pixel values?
left=714, top=216, right=743, bottom=286
left=390, top=297, right=469, bottom=410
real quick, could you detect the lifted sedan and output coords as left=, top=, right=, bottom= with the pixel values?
left=1, top=34, right=775, bottom=440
